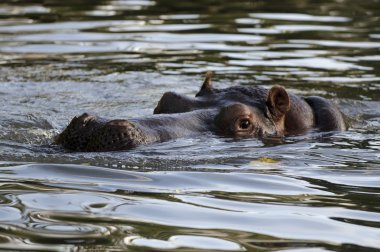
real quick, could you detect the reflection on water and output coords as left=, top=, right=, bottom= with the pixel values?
left=0, top=0, right=379, bottom=251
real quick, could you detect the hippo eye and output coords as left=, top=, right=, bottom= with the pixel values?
left=239, top=119, right=251, bottom=130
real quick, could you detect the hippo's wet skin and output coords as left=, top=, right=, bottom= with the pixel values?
left=56, top=72, right=347, bottom=151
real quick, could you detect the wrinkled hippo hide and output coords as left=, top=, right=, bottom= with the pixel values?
left=56, top=72, right=347, bottom=151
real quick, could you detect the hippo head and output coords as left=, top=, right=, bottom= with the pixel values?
left=57, top=72, right=345, bottom=151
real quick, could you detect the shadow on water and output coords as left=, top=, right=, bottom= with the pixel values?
left=0, top=0, right=379, bottom=251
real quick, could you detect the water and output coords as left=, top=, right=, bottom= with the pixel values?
left=0, top=0, right=379, bottom=251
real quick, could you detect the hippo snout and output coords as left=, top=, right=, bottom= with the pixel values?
left=56, top=113, right=151, bottom=151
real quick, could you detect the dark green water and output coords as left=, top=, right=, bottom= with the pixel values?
left=0, top=0, right=379, bottom=251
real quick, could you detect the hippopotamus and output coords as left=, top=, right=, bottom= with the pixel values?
left=56, top=72, right=347, bottom=151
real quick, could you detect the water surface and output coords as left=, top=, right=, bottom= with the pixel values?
left=0, top=0, right=379, bottom=251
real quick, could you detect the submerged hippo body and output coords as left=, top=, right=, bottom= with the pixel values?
left=56, top=72, right=347, bottom=151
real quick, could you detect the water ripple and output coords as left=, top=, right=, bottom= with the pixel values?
left=250, top=13, right=351, bottom=22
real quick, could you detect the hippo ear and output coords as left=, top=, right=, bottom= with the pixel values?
left=266, top=85, right=290, bottom=120
left=196, top=71, right=213, bottom=97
